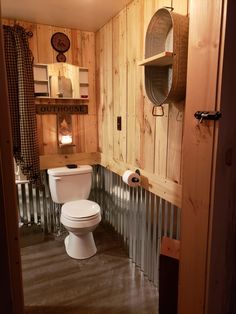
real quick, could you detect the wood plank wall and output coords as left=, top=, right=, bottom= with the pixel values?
left=3, top=0, right=188, bottom=206
left=96, top=0, right=188, bottom=206
left=2, top=18, right=97, bottom=156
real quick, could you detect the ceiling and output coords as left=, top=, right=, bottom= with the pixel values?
left=1, top=0, right=131, bottom=32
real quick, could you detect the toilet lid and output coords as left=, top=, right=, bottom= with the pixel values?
left=62, top=200, right=100, bottom=220
left=48, top=165, right=92, bottom=176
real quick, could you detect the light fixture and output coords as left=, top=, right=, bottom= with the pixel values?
left=57, top=113, right=73, bottom=147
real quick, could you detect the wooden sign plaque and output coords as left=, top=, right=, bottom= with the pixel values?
left=36, top=104, right=88, bottom=115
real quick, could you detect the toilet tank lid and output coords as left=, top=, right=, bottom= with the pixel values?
left=47, top=165, right=92, bottom=176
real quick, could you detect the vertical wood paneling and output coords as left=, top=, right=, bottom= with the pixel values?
left=42, top=116, right=58, bottom=155
left=126, top=0, right=136, bottom=167
left=99, top=21, right=113, bottom=157
left=165, top=0, right=188, bottom=184
left=84, top=115, right=98, bottom=152
left=154, top=104, right=169, bottom=178
left=144, top=0, right=158, bottom=19
left=166, top=101, right=184, bottom=183
left=113, top=8, right=127, bottom=162
left=36, top=115, right=44, bottom=155
left=133, top=0, right=146, bottom=170
left=173, top=0, right=188, bottom=14
left=96, top=0, right=188, bottom=194
left=81, top=31, right=98, bottom=152
left=81, top=31, right=96, bottom=115
left=105, top=21, right=114, bottom=157
left=95, top=30, right=102, bottom=152
left=158, top=0, right=171, bottom=7
left=71, top=30, right=82, bottom=66
left=72, top=115, right=85, bottom=153
left=36, top=24, right=53, bottom=63
left=127, top=0, right=145, bottom=167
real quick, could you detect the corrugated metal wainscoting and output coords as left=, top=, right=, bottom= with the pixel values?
left=16, top=171, right=59, bottom=234
left=16, top=165, right=181, bottom=287
left=90, top=166, right=181, bottom=287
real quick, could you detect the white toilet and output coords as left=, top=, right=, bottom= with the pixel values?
left=47, top=165, right=101, bottom=259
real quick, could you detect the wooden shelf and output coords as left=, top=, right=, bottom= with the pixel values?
left=33, top=63, right=90, bottom=100
left=35, top=97, right=89, bottom=104
left=34, top=80, right=48, bottom=83
left=138, top=51, right=173, bottom=66
left=34, top=64, right=50, bottom=96
left=59, top=143, right=76, bottom=148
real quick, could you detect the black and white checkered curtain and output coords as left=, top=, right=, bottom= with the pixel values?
left=3, top=25, right=42, bottom=187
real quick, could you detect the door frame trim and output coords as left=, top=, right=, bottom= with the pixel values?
left=0, top=7, right=24, bottom=314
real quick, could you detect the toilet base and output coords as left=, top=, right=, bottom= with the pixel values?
left=64, top=232, right=97, bottom=259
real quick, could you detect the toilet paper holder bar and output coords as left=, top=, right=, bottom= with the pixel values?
left=131, top=169, right=141, bottom=183
left=135, top=169, right=141, bottom=176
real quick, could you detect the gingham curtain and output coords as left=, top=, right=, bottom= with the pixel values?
left=3, top=25, right=42, bottom=187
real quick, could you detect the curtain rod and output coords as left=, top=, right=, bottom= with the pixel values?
left=5, top=21, right=34, bottom=38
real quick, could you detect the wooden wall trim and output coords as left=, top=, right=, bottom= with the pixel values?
left=100, top=153, right=182, bottom=208
left=39, top=152, right=100, bottom=169
left=161, top=237, right=180, bottom=260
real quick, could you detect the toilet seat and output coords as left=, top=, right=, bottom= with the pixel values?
left=62, top=200, right=100, bottom=221
left=61, top=200, right=101, bottom=229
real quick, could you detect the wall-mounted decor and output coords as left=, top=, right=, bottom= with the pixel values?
left=36, top=104, right=88, bottom=115
left=57, top=113, right=73, bottom=147
left=51, top=32, right=70, bottom=62
left=33, top=63, right=89, bottom=100
left=139, top=7, right=189, bottom=115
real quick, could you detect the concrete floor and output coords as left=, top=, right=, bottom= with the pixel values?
left=22, top=224, right=158, bottom=314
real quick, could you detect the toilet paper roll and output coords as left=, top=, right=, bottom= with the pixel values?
left=122, top=170, right=141, bottom=187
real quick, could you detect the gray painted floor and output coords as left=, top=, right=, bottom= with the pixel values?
left=22, top=224, right=158, bottom=314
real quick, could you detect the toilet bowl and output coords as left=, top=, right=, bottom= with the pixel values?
left=47, top=165, right=101, bottom=260
left=61, top=200, right=101, bottom=259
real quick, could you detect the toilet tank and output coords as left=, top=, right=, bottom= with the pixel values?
left=47, top=165, right=92, bottom=204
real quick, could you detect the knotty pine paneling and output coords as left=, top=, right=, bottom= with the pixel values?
left=127, top=0, right=145, bottom=169
left=96, top=21, right=113, bottom=157
left=3, top=18, right=97, bottom=156
left=96, top=0, right=188, bottom=200
left=113, top=8, right=127, bottom=163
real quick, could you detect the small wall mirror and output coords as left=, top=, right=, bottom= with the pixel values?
left=33, top=63, right=89, bottom=100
